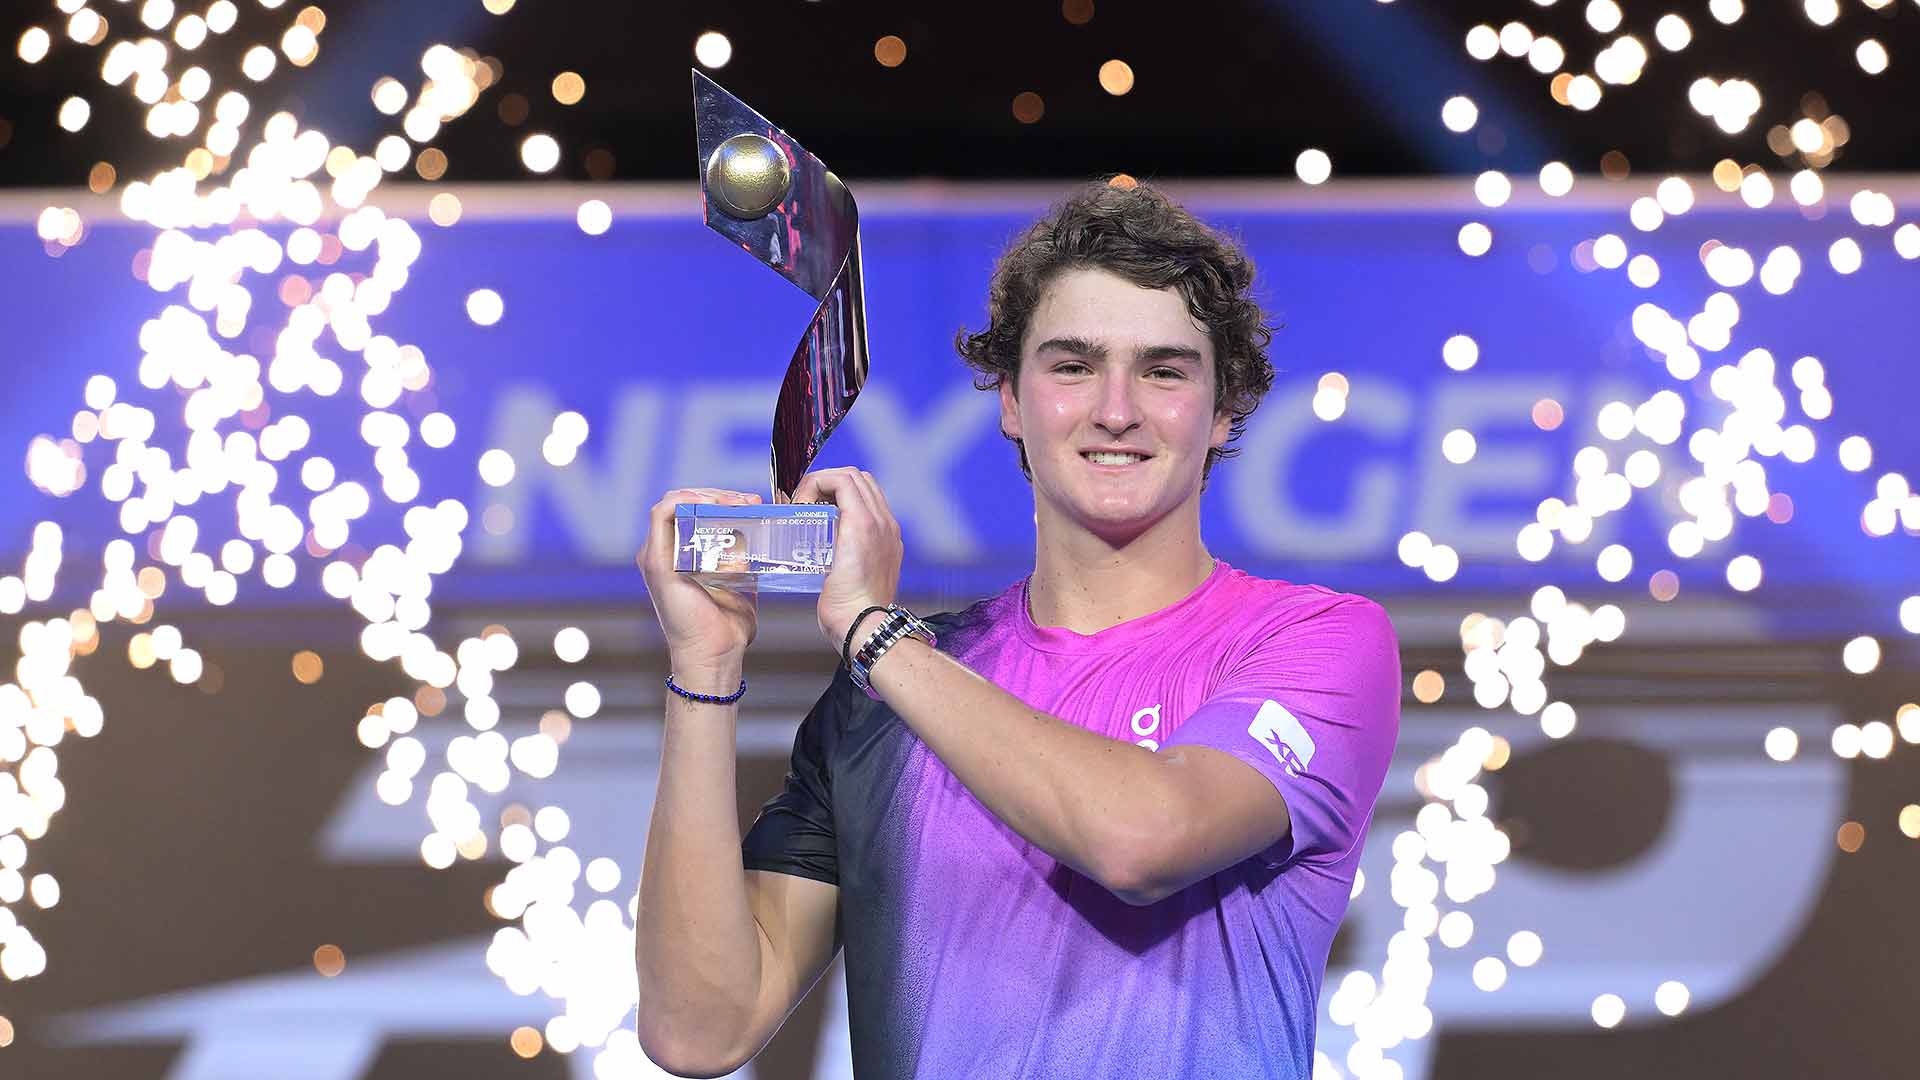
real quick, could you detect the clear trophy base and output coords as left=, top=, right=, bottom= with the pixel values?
left=673, top=503, right=837, bottom=593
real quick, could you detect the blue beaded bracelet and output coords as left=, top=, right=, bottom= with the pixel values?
left=664, top=673, right=747, bottom=705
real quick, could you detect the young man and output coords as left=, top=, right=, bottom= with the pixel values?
left=635, top=182, right=1400, bottom=1079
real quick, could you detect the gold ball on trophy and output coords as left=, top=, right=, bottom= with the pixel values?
left=704, top=134, right=791, bottom=220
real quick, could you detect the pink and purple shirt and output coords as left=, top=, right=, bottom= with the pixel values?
left=742, top=560, right=1401, bottom=1078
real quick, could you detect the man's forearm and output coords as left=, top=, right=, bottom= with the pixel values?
left=861, top=632, right=1194, bottom=902
left=634, top=656, right=765, bottom=1055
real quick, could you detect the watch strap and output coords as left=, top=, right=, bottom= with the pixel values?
left=849, top=605, right=935, bottom=698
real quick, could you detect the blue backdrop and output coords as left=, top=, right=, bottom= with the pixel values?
left=1, top=185, right=1914, bottom=634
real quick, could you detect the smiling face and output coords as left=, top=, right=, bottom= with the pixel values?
left=1000, top=267, right=1233, bottom=548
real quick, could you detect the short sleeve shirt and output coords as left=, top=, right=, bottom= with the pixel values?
left=742, top=560, right=1400, bottom=1079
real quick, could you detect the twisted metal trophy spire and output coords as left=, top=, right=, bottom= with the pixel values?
left=672, top=72, right=871, bottom=591
left=691, top=70, right=870, bottom=502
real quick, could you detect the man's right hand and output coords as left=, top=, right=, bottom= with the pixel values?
left=639, top=488, right=763, bottom=668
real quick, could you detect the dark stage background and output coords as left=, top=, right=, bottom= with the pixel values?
left=2, top=1, right=1919, bottom=1078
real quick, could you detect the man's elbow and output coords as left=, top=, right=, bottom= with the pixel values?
left=1093, top=802, right=1286, bottom=906
left=1108, top=879, right=1176, bottom=907
left=635, top=1019, right=753, bottom=1078
left=1092, top=840, right=1180, bottom=907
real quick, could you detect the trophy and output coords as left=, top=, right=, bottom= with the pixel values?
left=673, top=70, right=870, bottom=594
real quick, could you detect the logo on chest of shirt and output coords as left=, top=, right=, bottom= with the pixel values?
left=1129, top=704, right=1163, bottom=751
left=1249, top=699, right=1316, bottom=777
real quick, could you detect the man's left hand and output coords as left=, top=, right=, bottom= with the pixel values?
left=791, top=467, right=903, bottom=651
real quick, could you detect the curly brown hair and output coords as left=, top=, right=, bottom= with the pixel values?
left=954, top=179, right=1277, bottom=483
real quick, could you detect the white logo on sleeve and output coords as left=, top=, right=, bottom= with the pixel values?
left=1248, top=699, right=1315, bottom=777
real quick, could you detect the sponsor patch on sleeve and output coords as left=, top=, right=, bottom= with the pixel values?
left=1248, top=699, right=1316, bottom=777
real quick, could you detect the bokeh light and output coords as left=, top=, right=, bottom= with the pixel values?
left=1441, top=96, right=1478, bottom=133
left=1296, top=149, right=1331, bottom=185
left=466, top=288, right=504, bottom=326
left=576, top=199, right=612, bottom=236
left=693, top=31, right=732, bottom=69
left=519, top=133, right=561, bottom=173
